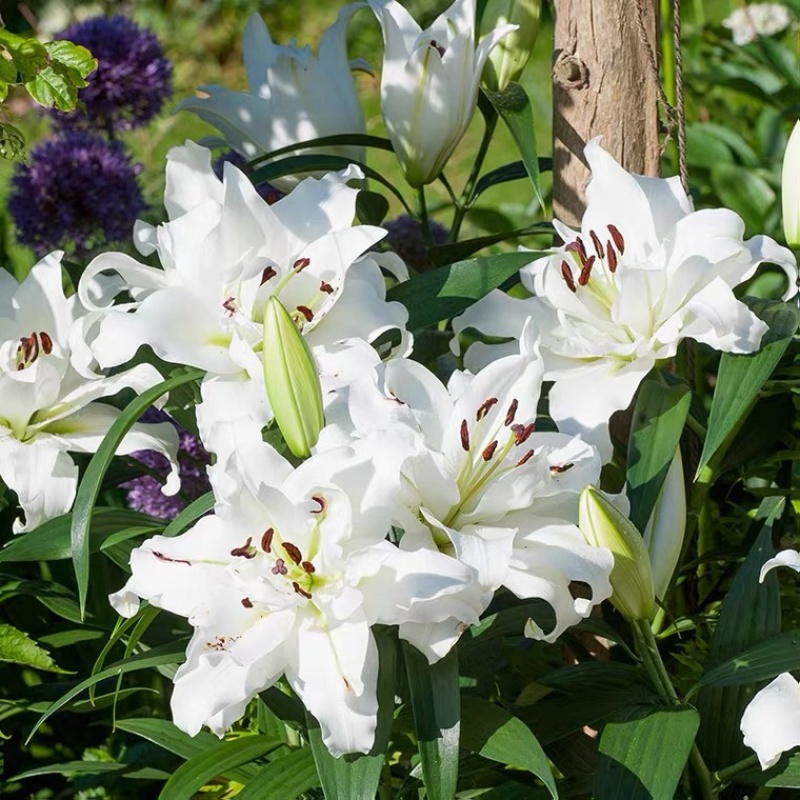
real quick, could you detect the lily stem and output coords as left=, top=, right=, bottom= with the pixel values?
left=633, top=619, right=716, bottom=800
left=712, top=754, right=759, bottom=788
left=417, top=185, right=432, bottom=248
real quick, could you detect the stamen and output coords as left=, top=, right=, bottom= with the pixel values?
left=476, top=397, right=498, bottom=421
left=606, top=242, right=618, bottom=273
left=282, top=542, right=302, bottom=565
left=320, top=280, right=334, bottom=294
left=578, top=255, right=596, bottom=286
left=560, top=261, right=577, bottom=293
left=152, top=551, right=191, bottom=565
left=607, top=224, right=625, bottom=254
left=460, top=419, right=470, bottom=451
left=241, top=597, right=253, bottom=608
left=222, top=297, right=236, bottom=316
left=550, top=463, right=575, bottom=473
left=512, top=423, right=535, bottom=445
left=311, top=495, right=326, bottom=514
left=297, top=305, right=314, bottom=322
left=261, top=528, right=274, bottom=553
left=293, top=581, right=312, bottom=599
left=505, top=399, right=518, bottom=426
left=429, top=39, right=446, bottom=57
left=39, top=332, right=53, bottom=354
left=293, top=257, right=311, bottom=272
left=271, top=558, right=288, bottom=576
left=230, top=537, right=256, bottom=559
left=589, top=230, right=605, bottom=259
left=516, top=449, right=535, bottom=466
left=566, top=238, right=587, bottom=261
left=261, top=266, right=277, bottom=284
left=301, top=561, right=316, bottom=574
left=482, top=440, right=499, bottom=461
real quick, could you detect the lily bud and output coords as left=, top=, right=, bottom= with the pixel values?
left=579, top=486, right=656, bottom=621
left=480, top=0, right=541, bottom=92
left=262, top=296, right=324, bottom=458
left=643, top=450, right=686, bottom=601
left=782, top=121, right=800, bottom=247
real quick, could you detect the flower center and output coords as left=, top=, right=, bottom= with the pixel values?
left=559, top=223, right=626, bottom=299
left=15, top=331, right=54, bottom=371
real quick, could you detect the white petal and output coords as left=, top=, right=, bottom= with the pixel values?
left=741, top=672, right=800, bottom=769
left=760, top=549, right=800, bottom=583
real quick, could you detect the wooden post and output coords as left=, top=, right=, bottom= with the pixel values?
left=552, top=0, right=661, bottom=226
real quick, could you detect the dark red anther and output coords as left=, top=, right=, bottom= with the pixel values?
left=16, top=363, right=23, bottom=371
left=578, top=255, right=596, bottom=287
left=152, top=551, right=191, bottom=565
left=565, top=238, right=588, bottom=261
left=230, top=537, right=256, bottom=559
left=460, top=419, right=470, bottom=451
left=516, top=449, right=535, bottom=467
left=282, top=542, right=302, bottom=565
left=550, top=462, right=575, bottom=473
left=19, top=333, right=39, bottom=363
left=261, top=528, right=274, bottom=553
left=311, top=495, right=326, bottom=514
left=512, top=422, right=535, bottom=445
left=297, top=305, right=314, bottom=322
left=301, top=561, right=316, bottom=574
left=271, top=558, right=288, bottom=575
left=476, top=397, right=498, bottom=421
left=39, top=331, right=53, bottom=355
left=320, top=280, right=334, bottom=294
left=560, top=261, right=577, bottom=293
left=482, top=440, right=499, bottom=461
left=606, top=242, right=618, bottom=273
left=589, top=230, right=605, bottom=259
left=223, top=297, right=237, bottom=315
left=293, top=257, right=311, bottom=272
left=293, top=581, right=313, bottom=599
left=607, top=224, right=625, bottom=255
left=429, top=39, right=446, bottom=57
left=241, top=597, right=253, bottom=608
left=261, top=266, right=277, bottom=284
left=505, top=399, right=518, bottom=426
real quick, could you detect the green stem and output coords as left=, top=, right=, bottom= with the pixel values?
left=417, top=185, right=432, bottom=248
left=685, top=414, right=707, bottom=440
left=712, top=754, right=759, bottom=788
left=660, top=0, right=676, bottom=108
left=693, top=0, right=706, bottom=26
left=450, top=109, right=498, bottom=242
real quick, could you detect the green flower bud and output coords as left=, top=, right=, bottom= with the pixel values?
left=262, top=296, right=324, bottom=459
left=480, top=0, right=542, bottom=92
left=579, top=486, right=656, bottom=621
left=782, top=120, right=800, bottom=248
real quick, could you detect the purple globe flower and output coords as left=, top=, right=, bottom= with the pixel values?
left=53, top=15, right=172, bottom=132
left=382, top=214, right=450, bottom=271
left=122, top=408, right=211, bottom=521
left=8, top=131, right=145, bottom=257
left=213, top=150, right=284, bottom=204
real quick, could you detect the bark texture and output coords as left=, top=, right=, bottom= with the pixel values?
left=552, top=0, right=661, bottom=226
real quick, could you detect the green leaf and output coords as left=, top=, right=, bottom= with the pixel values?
left=0, top=508, right=162, bottom=563
left=689, top=631, right=800, bottom=696
left=70, top=367, right=204, bottom=617
left=483, top=83, right=545, bottom=213
left=387, top=251, right=534, bottom=330
left=159, top=735, right=281, bottom=800
left=626, top=374, right=691, bottom=532
left=595, top=706, right=699, bottom=800
left=696, top=299, right=798, bottom=477
left=356, top=190, right=390, bottom=226
left=460, top=697, right=557, bottom=798
left=236, top=748, right=320, bottom=800
left=0, top=121, right=25, bottom=161
left=28, top=640, right=187, bottom=742
left=117, top=718, right=259, bottom=785
left=429, top=224, right=552, bottom=266
left=10, top=761, right=129, bottom=781
left=696, top=497, right=785, bottom=768
left=43, top=40, right=96, bottom=81
left=162, top=491, right=214, bottom=537
left=0, top=623, right=69, bottom=673
left=710, top=164, right=776, bottom=233
left=403, top=643, right=460, bottom=800
left=473, top=158, right=553, bottom=201
left=25, top=66, right=78, bottom=111
left=247, top=133, right=395, bottom=169
left=1, top=34, right=47, bottom=77
left=740, top=752, right=800, bottom=788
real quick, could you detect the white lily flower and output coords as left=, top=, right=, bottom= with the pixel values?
left=759, top=548, right=800, bottom=582
left=78, top=142, right=411, bottom=456
left=175, top=5, right=368, bottom=185
left=453, top=139, right=799, bottom=459
left=111, top=441, right=477, bottom=756
left=324, top=320, right=613, bottom=657
left=741, top=672, right=800, bottom=769
left=368, top=0, right=516, bottom=186
left=0, top=254, right=179, bottom=533
left=782, top=120, right=800, bottom=247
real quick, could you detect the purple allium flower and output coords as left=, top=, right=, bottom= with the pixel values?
left=122, top=408, right=211, bottom=521
left=213, top=150, right=285, bottom=204
left=382, top=214, right=449, bottom=271
left=53, top=15, right=172, bottom=132
left=8, top=131, right=145, bottom=257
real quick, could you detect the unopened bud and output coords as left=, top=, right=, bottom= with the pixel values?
left=643, top=450, right=686, bottom=601
left=480, top=0, right=542, bottom=92
left=579, top=486, right=655, bottom=621
left=782, top=120, right=800, bottom=247
left=262, top=296, right=324, bottom=458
